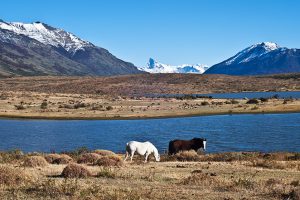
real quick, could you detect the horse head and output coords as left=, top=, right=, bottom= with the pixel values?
left=192, top=138, right=207, bottom=151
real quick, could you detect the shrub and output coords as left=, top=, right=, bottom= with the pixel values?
left=106, top=106, right=113, bottom=111
left=0, top=149, right=24, bottom=164
left=96, top=155, right=123, bottom=167
left=0, top=166, right=31, bottom=187
left=77, top=153, right=102, bottom=165
left=54, top=154, right=73, bottom=164
left=23, top=156, right=48, bottom=167
left=201, top=101, right=210, bottom=106
left=246, top=99, right=259, bottom=104
left=15, top=104, right=25, bottom=110
left=96, top=167, right=116, bottom=178
left=45, top=154, right=73, bottom=164
left=74, top=102, right=86, bottom=109
left=259, top=97, right=269, bottom=102
left=40, top=101, right=48, bottom=109
left=231, top=99, right=239, bottom=104
left=44, top=154, right=61, bottom=163
left=93, top=149, right=116, bottom=156
left=61, top=163, right=92, bottom=178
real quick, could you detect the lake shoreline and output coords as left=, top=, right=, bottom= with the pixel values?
left=1, top=109, right=300, bottom=121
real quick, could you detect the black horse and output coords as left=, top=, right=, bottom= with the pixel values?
left=168, top=138, right=206, bottom=155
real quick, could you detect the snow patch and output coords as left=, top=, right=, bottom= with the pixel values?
left=0, top=20, right=92, bottom=54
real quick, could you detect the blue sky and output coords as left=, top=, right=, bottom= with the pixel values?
left=1, top=0, right=299, bottom=67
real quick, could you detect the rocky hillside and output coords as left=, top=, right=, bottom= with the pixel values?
left=0, top=20, right=142, bottom=77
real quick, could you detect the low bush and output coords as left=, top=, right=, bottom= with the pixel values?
left=96, top=155, right=123, bottom=167
left=61, top=163, right=92, bottom=178
left=201, top=101, right=210, bottom=106
left=44, top=154, right=61, bottom=163
left=96, top=167, right=116, bottom=178
left=246, top=99, right=259, bottom=104
left=23, top=156, right=48, bottom=167
left=106, top=106, right=113, bottom=111
left=174, top=150, right=201, bottom=162
left=94, top=149, right=116, bottom=156
left=15, top=104, right=25, bottom=110
left=77, top=153, right=102, bottom=165
left=52, top=154, right=73, bottom=164
left=40, top=101, right=48, bottom=109
left=0, top=149, right=24, bottom=164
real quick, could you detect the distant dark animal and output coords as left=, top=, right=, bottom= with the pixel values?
left=168, top=138, right=207, bottom=155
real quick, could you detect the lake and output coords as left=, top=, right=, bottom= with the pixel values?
left=0, top=113, right=299, bottom=153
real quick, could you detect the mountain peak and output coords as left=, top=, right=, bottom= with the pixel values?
left=205, top=42, right=300, bottom=75
left=224, top=42, right=281, bottom=65
left=0, top=20, right=92, bottom=54
left=140, top=58, right=209, bottom=74
left=258, top=42, right=279, bottom=51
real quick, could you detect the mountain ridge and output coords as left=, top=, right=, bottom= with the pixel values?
left=0, top=20, right=142, bottom=77
left=205, top=42, right=300, bottom=75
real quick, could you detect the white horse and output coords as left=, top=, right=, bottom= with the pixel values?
left=124, top=141, right=160, bottom=162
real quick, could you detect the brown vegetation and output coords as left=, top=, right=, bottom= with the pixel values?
left=23, top=156, right=48, bottom=167
left=61, top=163, right=92, bottom=178
left=77, top=153, right=102, bottom=165
left=0, top=166, right=31, bottom=187
left=0, top=74, right=300, bottom=96
left=96, top=155, right=123, bottom=167
left=94, top=149, right=116, bottom=156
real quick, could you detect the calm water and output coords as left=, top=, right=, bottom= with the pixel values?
left=151, top=91, right=300, bottom=99
left=0, top=113, right=299, bottom=153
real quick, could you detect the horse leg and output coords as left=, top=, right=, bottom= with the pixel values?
left=130, top=151, right=135, bottom=162
left=144, top=152, right=150, bottom=163
left=124, top=151, right=129, bottom=161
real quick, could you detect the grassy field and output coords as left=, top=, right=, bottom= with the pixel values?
left=0, top=150, right=299, bottom=200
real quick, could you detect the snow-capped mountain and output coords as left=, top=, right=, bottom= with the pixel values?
left=0, top=20, right=142, bottom=77
left=205, top=42, right=300, bottom=75
left=140, top=58, right=209, bottom=74
left=0, top=21, right=92, bottom=54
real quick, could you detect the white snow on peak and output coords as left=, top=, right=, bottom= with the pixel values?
left=225, top=42, right=280, bottom=65
left=0, top=21, right=92, bottom=53
left=139, top=58, right=209, bottom=74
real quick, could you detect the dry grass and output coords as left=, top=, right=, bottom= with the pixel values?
left=96, top=155, right=123, bottom=167
left=0, top=165, right=31, bottom=187
left=77, top=153, right=102, bottom=165
left=0, top=151, right=299, bottom=199
left=61, top=163, right=92, bottom=178
left=23, top=156, right=48, bottom=167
